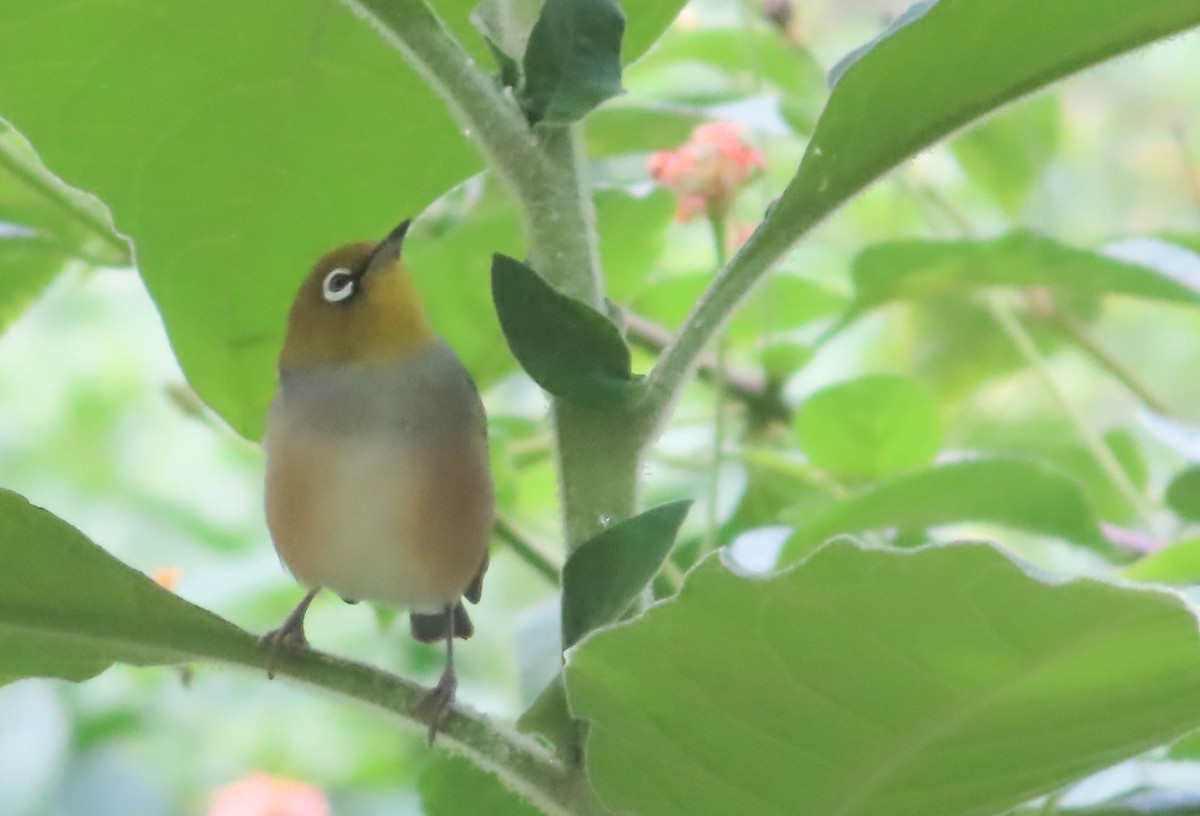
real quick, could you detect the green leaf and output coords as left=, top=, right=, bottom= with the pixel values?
left=595, top=187, right=675, bottom=301
left=852, top=232, right=1200, bottom=309
left=795, top=374, right=942, bottom=479
left=760, top=0, right=1200, bottom=251
left=405, top=181, right=524, bottom=391
left=419, top=755, right=542, bottom=816
left=949, top=94, right=1061, bottom=214
left=0, top=128, right=130, bottom=332
left=584, top=103, right=706, bottom=158
left=1124, top=537, right=1200, bottom=584
left=0, top=238, right=61, bottom=334
left=516, top=675, right=579, bottom=756
left=0, top=1, right=479, bottom=439
left=628, top=25, right=825, bottom=100
left=0, top=490, right=256, bottom=686
left=627, top=26, right=825, bottom=121
left=562, top=500, right=691, bottom=648
left=782, top=457, right=1108, bottom=560
left=620, top=1, right=689, bottom=65
left=520, top=0, right=626, bottom=124
left=567, top=541, right=1200, bottom=816
left=1166, top=466, right=1200, bottom=522
left=491, top=253, right=634, bottom=406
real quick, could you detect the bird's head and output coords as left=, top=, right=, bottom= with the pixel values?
left=279, top=219, right=435, bottom=368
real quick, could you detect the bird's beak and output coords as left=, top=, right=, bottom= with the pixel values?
left=360, top=218, right=412, bottom=279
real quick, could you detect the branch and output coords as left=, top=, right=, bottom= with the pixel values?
left=213, top=632, right=597, bottom=816
left=638, top=220, right=799, bottom=429
left=625, top=312, right=790, bottom=424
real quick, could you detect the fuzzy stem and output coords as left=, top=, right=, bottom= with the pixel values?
left=196, top=631, right=598, bottom=815
left=639, top=217, right=797, bottom=431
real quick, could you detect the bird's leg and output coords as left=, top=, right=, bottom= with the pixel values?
left=416, top=603, right=458, bottom=745
left=259, top=588, right=319, bottom=679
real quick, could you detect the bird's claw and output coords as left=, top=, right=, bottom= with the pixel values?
left=416, top=668, right=458, bottom=745
left=258, top=623, right=309, bottom=680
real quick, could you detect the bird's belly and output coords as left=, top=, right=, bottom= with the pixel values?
left=264, top=423, right=491, bottom=612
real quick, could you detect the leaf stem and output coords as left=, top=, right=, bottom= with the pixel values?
left=984, top=293, right=1157, bottom=531
left=494, top=513, right=562, bottom=585
left=1049, top=311, right=1174, bottom=418
left=639, top=213, right=801, bottom=431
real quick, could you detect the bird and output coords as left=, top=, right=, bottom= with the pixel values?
left=260, top=219, right=493, bottom=741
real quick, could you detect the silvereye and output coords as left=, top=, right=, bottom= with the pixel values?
left=260, top=220, right=493, bottom=739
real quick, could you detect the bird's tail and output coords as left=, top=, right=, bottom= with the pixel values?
left=410, top=602, right=474, bottom=643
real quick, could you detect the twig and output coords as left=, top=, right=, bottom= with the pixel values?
left=624, top=312, right=791, bottom=423
left=177, top=625, right=598, bottom=815
left=1049, top=311, right=1174, bottom=417
left=494, top=514, right=562, bottom=586
left=985, top=293, right=1157, bottom=531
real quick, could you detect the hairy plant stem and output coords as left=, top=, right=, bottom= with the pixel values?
left=640, top=210, right=803, bottom=432
left=201, top=631, right=599, bottom=816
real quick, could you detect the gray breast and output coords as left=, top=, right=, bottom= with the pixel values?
left=274, top=341, right=485, bottom=437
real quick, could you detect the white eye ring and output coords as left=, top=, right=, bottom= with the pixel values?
left=322, top=267, right=356, bottom=303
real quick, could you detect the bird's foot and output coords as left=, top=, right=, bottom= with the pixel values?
left=258, top=589, right=319, bottom=679
left=258, top=622, right=309, bottom=680
left=416, top=666, right=458, bottom=746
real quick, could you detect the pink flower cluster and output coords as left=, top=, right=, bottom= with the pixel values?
left=648, top=122, right=765, bottom=221
left=207, top=773, right=329, bottom=816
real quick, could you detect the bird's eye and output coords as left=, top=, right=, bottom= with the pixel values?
left=322, top=268, right=355, bottom=303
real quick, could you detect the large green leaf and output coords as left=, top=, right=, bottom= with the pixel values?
left=949, top=95, right=1061, bottom=215
left=406, top=181, right=524, bottom=390
left=419, top=755, right=542, bottom=816
left=491, top=253, right=634, bottom=406
left=520, top=0, right=626, bottom=124
left=0, top=1, right=479, bottom=439
left=1124, top=537, right=1200, bottom=585
left=795, top=374, right=942, bottom=479
left=758, top=0, right=1200, bottom=250
left=0, top=490, right=256, bottom=686
left=852, top=232, right=1200, bottom=309
left=566, top=541, right=1200, bottom=816
left=0, top=128, right=129, bottom=332
left=782, top=457, right=1108, bottom=559
left=619, top=1, right=689, bottom=65
left=562, top=500, right=690, bottom=648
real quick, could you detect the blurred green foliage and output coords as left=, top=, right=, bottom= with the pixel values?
left=4, top=1, right=1200, bottom=815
